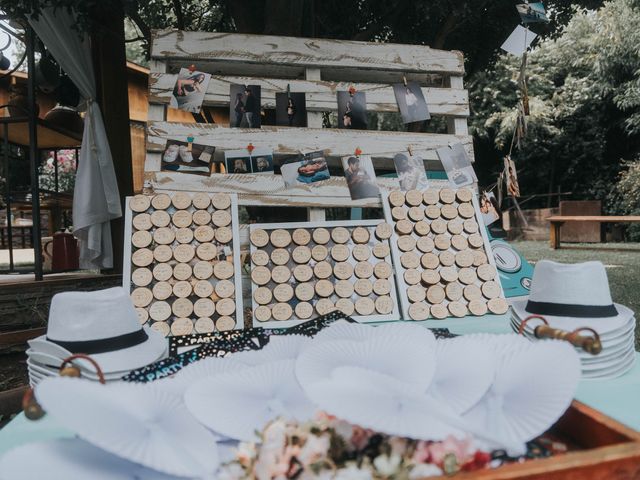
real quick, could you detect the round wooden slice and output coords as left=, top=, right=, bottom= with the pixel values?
left=148, top=301, right=171, bottom=322
left=216, top=298, right=236, bottom=316
left=213, top=261, right=235, bottom=280
left=472, top=250, right=488, bottom=267
left=468, top=233, right=485, bottom=249
left=421, top=269, right=440, bottom=286
left=251, top=266, right=271, bottom=286
left=430, top=218, right=448, bottom=234
left=270, top=248, right=290, bottom=266
left=312, top=228, right=330, bottom=245
left=477, top=264, right=497, bottom=281
left=391, top=206, right=407, bottom=221
left=354, top=297, right=375, bottom=316
left=171, top=318, right=194, bottom=336
left=292, top=228, right=311, bottom=246
left=194, top=279, right=214, bottom=298
left=151, top=322, right=170, bottom=337
left=311, top=245, right=328, bottom=262
left=354, top=261, right=374, bottom=279
left=295, top=282, right=315, bottom=302
left=333, top=262, right=354, bottom=280
left=409, top=302, right=430, bottom=321
left=152, top=282, right=173, bottom=301
left=270, top=229, right=292, bottom=248
left=152, top=227, right=174, bottom=246
left=458, top=267, right=478, bottom=285
left=195, top=317, right=215, bottom=334
left=420, top=252, right=439, bottom=270
left=272, top=302, right=293, bottom=321
left=463, top=219, right=479, bottom=234
left=152, top=245, right=172, bottom=263
left=439, top=250, right=455, bottom=267
left=314, top=261, right=333, bottom=279
left=131, top=230, right=152, bottom=249
left=405, top=189, right=423, bottom=206
left=430, top=304, right=449, bottom=319
left=215, top=279, right=235, bottom=298
left=335, top=298, right=355, bottom=316
left=481, top=280, right=501, bottom=300
left=254, top=305, right=272, bottom=322
left=135, top=307, right=149, bottom=325
left=388, top=190, right=405, bottom=207
left=129, top=194, right=151, bottom=212
left=416, top=236, right=435, bottom=254
left=445, top=282, right=464, bottom=301
left=251, top=250, right=270, bottom=266
left=407, top=284, right=426, bottom=303
left=193, top=298, right=215, bottom=317
left=173, top=244, right=195, bottom=263
left=315, top=298, right=336, bottom=316
left=151, top=193, right=171, bottom=210
left=211, top=210, right=232, bottom=228
left=274, top=283, right=294, bottom=302
left=352, top=226, right=370, bottom=244
left=293, top=264, right=313, bottom=283
left=192, top=261, right=212, bottom=280
left=131, top=248, right=153, bottom=267
left=250, top=229, right=269, bottom=248
left=439, top=188, right=456, bottom=204
left=331, top=244, right=350, bottom=262
left=172, top=210, right=193, bottom=229
left=440, top=204, right=458, bottom=220
left=315, top=279, right=334, bottom=298
left=373, top=243, right=390, bottom=259
left=434, top=234, right=452, bottom=251
left=404, top=269, right=421, bottom=285
left=175, top=227, right=194, bottom=244
left=373, top=278, right=391, bottom=296
left=354, top=278, right=373, bottom=296
left=488, top=298, right=509, bottom=315
left=194, top=225, right=215, bottom=243
left=374, top=261, right=392, bottom=279
left=173, top=281, right=193, bottom=298
left=132, top=213, right=152, bottom=231
left=254, top=286, right=273, bottom=305
left=295, top=302, right=314, bottom=319
left=422, top=189, right=439, bottom=205
left=440, top=267, right=458, bottom=283
left=396, top=220, right=413, bottom=236
left=331, top=227, right=350, bottom=244
left=131, top=268, right=153, bottom=287
left=335, top=279, right=355, bottom=298
left=463, top=284, right=482, bottom=302
left=455, top=250, right=474, bottom=268
left=458, top=203, right=476, bottom=219
left=456, top=188, right=473, bottom=203
left=375, top=223, right=393, bottom=240
left=425, top=205, right=441, bottom=220
left=414, top=220, right=431, bottom=236
left=215, top=226, right=233, bottom=244
left=216, top=315, right=236, bottom=332
left=451, top=234, right=469, bottom=251
left=171, top=192, right=192, bottom=210
left=211, top=193, right=231, bottom=210
left=131, top=287, right=153, bottom=307
left=468, top=299, right=488, bottom=316
left=192, top=192, right=211, bottom=210
left=426, top=285, right=446, bottom=304
left=448, top=301, right=468, bottom=318
left=397, top=235, right=416, bottom=252
left=172, top=298, right=194, bottom=318
left=352, top=244, right=371, bottom=262
left=271, top=265, right=291, bottom=284
left=153, top=263, right=173, bottom=282
left=196, top=243, right=218, bottom=261
left=192, top=209, right=212, bottom=226
left=447, top=220, right=464, bottom=235
left=291, top=246, right=311, bottom=264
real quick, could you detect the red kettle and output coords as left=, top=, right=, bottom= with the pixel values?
left=52, top=230, right=79, bottom=272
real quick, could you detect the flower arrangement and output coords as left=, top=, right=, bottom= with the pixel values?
left=38, top=149, right=77, bottom=193
left=218, top=414, right=492, bottom=480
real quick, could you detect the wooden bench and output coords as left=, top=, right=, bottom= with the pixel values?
left=548, top=216, right=640, bottom=249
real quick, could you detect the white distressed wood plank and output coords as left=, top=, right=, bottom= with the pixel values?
left=151, top=30, right=464, bottom=75
left=145, top=152, right=162, bottom=172
left=149, top=74, right=469, bottom=117
left=305, top=68, right=324, bottom=128
left=146, top=121, right=473, bottom=162
left=148, top=60, right=168, bottom=122
left=308, top=208, right=326, bottom=221
left=446, top=75, right=469, bottom=135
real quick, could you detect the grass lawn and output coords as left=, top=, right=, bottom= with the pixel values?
left=513, top=241, right=639, bottom=348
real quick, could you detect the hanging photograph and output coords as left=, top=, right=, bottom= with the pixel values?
left=393, top=82, right=430, bottom=124
left=393, top=152, right=429, bottom=191
left=516, top=2, right=549, bottom=24
left=224, top=148, right=274, bottom=174
left=504, top=155, right=521, bottom=197
left=229, top=84, right=262, bottom=128
left=341, top=154, right=380, bottom=200
left=250, top=148, right=275, bottom=174
left=161, top=140, right=214, bottom=176
left=501, top=25, right=537, bottom=57
left=337, top=91, right=367, bottom=129
left=276, top=92, right=307, bottom=127
left=170, top=68, right=211, bottom=114
left=281, top=150, right=330, bottom=188
left=437, top=143, right=478, bottom=188
left=480, top=191, right=501, bottom=226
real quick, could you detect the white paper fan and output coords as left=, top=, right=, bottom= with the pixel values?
left=0, top=438, right=184, bottom=480
left=312, top=320, right=436, bottom=346
left=463, top=340, right=580, bottom=445
left=430, top=337, right=497, bottom=414
left=35, top=377, right=219, bottom=478
left=233, top=335, right=313, bottom=365
left=185, top=360, right=316, bottom=441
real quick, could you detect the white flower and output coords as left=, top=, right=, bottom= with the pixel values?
left=298, top=433, right=331, bottom=465
left=409, top=464, right=443, bottom=479
left=373, top=454, right=402, bottom=476
left=335, top=464, right=373, bottom=480
left=236, top=442, right=257, bottom=466
left=216, top=462, right=246, bottom=480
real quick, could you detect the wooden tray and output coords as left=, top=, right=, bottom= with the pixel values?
left=443, top=401, right=640, bottom=479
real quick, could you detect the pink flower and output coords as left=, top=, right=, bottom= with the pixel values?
left=351, top=425, right=373, bottom=451
left=412, top=441, right=431, bottom=463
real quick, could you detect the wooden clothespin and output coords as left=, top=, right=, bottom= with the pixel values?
left=407, top=145, right=413, bottom=156
left=187, top=136, right=194, bottom=152
left=247, top=143, right=255, bottom=155
left=354, top=147, right=362, bottom=156
left=348, top=85, right=357, bottom=96
left=188, top=64, right=196, bottom=73
left=287, top=83, right=291, bottom=98
left=403, top=75, right=408, bottom=87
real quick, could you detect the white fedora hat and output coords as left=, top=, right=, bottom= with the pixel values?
left=512, top=260, right=633, bottom=334
left=36, top=287, right=167, bottom=373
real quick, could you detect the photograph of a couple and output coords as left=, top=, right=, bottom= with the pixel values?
left=393, top=152, right=429, bottom=191
left=170, top=68, right=211, bottom=113
left=281, top=150, right=330, bottom=188
left=224, top=148, right=274, bottom=174
left=337, top=91, right=367, bottom=129
left=393, top=81, right=430, bottom=124
left=230, top=84, right=262, bottom=128
left=342, top=155, right=380, bottom=200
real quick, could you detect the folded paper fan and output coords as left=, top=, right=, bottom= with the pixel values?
left=35, top=378, right=219, bottom=478
left=0, top=438, right=183, bottom=480
left=185, top=360, right=316, bottom=441
left=233, top=335, right=313, bottom=365
left=463, top=340, right=580, bottom=445
left=312, top=320, right=436, bottom=346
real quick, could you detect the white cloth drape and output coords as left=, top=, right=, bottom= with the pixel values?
left=29, top=8, right=121, bottom=269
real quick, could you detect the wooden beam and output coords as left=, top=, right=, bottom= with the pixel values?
left=0, top=327, right=46, bottom=347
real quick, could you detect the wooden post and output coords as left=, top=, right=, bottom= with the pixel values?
left=550, top=221, right=563, bottom=249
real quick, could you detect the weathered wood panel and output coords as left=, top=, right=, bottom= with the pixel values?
left=149, top=73, right=469, bottom=117
left=151, top=30, right=464, bottom=76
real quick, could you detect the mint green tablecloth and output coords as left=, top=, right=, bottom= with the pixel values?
left=1, top=312, right=638, bottom=457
